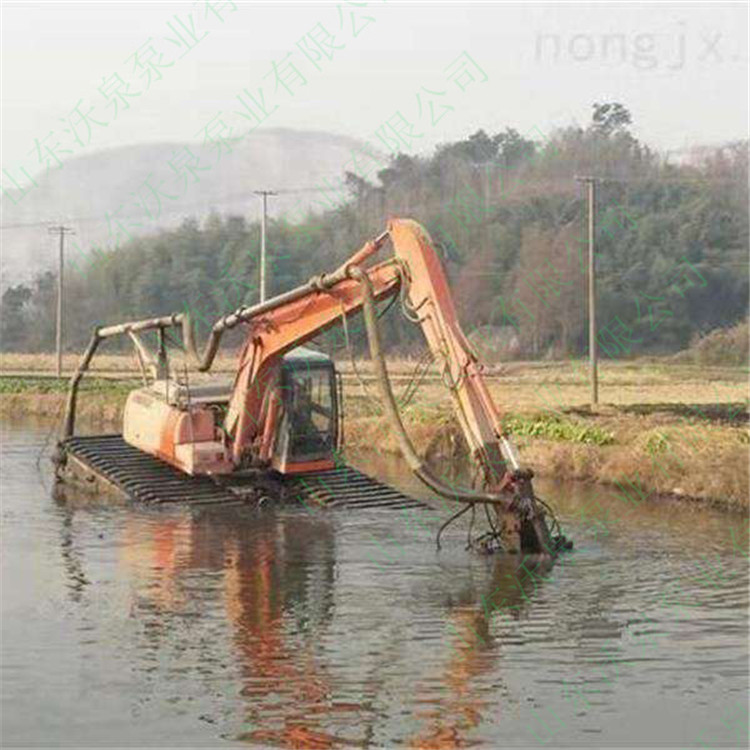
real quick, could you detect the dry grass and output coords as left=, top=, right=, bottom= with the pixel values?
left=341, top=360, right=748, bottom=511
left=1, top=356, right=747, bottom=510
left=672, top=318, right=749, bottom=366
left=3, top=352, right=745, bottom=400
left=341, top=359, right=749, bottom=425
left=0, top=391, right=123, bottom=424
left=343, top=407, right=749, bottom=511
left=0, top=351, right=241, bottom=375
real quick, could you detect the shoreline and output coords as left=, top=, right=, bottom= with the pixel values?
left=340, top=413, right=748, bottom=515
left=2, top=371, right=747, bottom=514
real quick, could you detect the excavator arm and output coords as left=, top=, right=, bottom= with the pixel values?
left=386, top=219, right=516, bottom=486
left=227, top=218, right=561, bottom=554
left=223, top=241, right=402, bottom=465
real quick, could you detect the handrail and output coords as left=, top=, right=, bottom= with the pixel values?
left=62, top=313, right=186, bottom=438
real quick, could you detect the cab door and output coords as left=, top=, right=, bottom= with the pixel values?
left=272, top=363, right=338, bottom=474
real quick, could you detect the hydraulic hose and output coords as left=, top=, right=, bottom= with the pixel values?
left=181, top=233, right=392, bottom=372
left=347, top=265, right=513, bottom=510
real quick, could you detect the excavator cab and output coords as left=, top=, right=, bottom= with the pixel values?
left=272, top=348, right=340, bottom=474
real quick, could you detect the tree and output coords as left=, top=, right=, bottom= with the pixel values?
left=344, top=171, right=374, bottom=201
left=3, top=126, right=745, bottom=358
left=507, top=224, right=585, bottom=356
left=436, top=129, right=498, bottom=164
left=591, top=102, right=632, bottom=136
left=0, top=284, right=32, bottom=350
left=494, top=128, right=537, bottom=167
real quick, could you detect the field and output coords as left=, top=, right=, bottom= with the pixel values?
left=1, top=353, right=747, bottom=511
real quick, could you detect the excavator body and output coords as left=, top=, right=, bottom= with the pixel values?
left=122, top=347, right=340, bottom=476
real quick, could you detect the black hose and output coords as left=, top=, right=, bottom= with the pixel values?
left=437, top=503, right=473, bottom=550
left=347, top=265, right=515, bottom=511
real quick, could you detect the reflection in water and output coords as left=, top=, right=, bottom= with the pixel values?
left=57, top=498, right=553, bottom=749
left=407, top=557, right=548, bottom=749
left=116, top=508, right=349, bottom=746
left=2, top=420, right=748, bottom=748
left=223, top=517, right=344, bottom=748
left=111, top=509, right=545, bottom=748
left=58, top=504, right=91, bottom=600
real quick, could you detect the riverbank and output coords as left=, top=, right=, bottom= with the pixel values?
left=343, top=360, right=748, bottom=512
left=1, top=359, right=747, bottom=512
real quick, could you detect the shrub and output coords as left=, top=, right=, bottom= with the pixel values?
left=674, top=319, right=749, bottom=366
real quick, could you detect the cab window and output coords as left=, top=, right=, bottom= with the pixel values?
left=284, top=367, right=335, bottom=459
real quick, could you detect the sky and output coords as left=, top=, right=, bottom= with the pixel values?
left=1, top=0, right=748, bottom=187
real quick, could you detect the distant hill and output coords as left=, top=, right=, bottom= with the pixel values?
left=0, top=128, right=376, bottom=287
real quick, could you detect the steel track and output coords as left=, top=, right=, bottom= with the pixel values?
left=58, top=434, right=428, bottom=511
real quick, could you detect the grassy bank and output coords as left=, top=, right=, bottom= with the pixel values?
left=1, top=359, right=747, bottom=511
left=0, top=376, right=137, bottom=424
left=343, top=360, right=748, bottom=511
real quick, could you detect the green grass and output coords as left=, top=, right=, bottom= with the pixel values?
left=644, top=431, right=670, bottom=455
left=503, top=413, right=615, bottom=445
left=0, top=376, right=137, bottom=395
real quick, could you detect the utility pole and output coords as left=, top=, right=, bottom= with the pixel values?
left=48, top=225, right=75, bottom=377
left=253, top=190, right=277, bottom=303
left=575, top=176, right=598, bottom=406
left=481, top=161, right=493, bottom=257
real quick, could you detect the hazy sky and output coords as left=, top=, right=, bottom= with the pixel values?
left=1, top=0, right=748, bottom=184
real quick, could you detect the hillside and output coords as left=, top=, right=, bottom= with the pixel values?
left=1, top=128, right=374, bottom=286
left=2, top=105, right=748, bottom=358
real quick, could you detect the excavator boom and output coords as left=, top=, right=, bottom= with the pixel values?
left=223, top=218, right=558, bottom=553
left=225, top=251, right=401, bottom=466
left=225, top=220, right=510, bottom=477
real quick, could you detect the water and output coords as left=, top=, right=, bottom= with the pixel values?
left=2, top=419, right=748, bottom=748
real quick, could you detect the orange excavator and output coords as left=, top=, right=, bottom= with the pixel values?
left=56, top=218, right=569, bottom=555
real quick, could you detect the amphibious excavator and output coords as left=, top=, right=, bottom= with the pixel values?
left=55, top=218, right=568, bottom=555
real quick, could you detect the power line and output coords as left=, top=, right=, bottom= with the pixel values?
left=587, top=176, right=743, bottom=185
left=0, top=171, right=742, bottom=233
left=0, top=182, right=348, bottom=231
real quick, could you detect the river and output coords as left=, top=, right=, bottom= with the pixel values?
left=1, top=419, right=748, bottom=748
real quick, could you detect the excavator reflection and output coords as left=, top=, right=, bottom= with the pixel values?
left=117, top=506, right=367, bottom=747
left=406, top=555, right=552, bottom=749
left=56, top=493, right=552, bottom=747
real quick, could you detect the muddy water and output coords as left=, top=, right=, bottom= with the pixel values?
left=1, top=419, right=748, bottom=748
